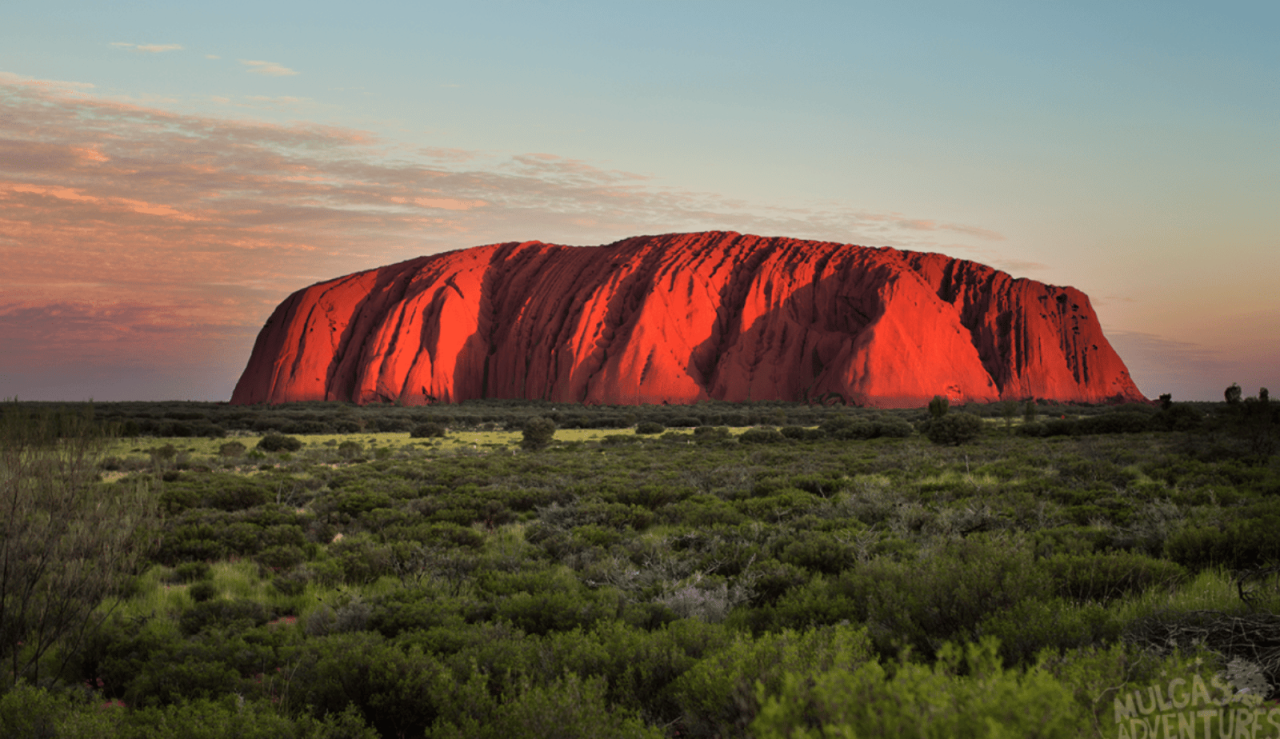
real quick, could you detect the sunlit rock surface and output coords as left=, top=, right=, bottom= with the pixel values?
left=231, top=231, right=1144, bottom=408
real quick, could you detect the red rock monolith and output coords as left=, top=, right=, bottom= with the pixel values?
left=230, top=232, right=1145, bottom=408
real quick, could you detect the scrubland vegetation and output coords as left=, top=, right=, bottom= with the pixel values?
left=2, top=391, right=1278, bottom=737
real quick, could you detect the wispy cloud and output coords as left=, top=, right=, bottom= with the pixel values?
left=240, top=60, right=298, bottom=76
left=112, top=42, right=184, bottom=53
left=0, top=74, right=1014, bottom=400
left=888, top=218, right=1005, bottom=241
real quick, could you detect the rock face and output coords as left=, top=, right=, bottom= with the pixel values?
left=231, top=232, right=1145, bottom=408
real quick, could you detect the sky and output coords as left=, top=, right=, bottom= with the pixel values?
left=1, top=1, right=1276, bottom=403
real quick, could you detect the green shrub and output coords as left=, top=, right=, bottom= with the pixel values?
left=270, top=569, right=310, bottom=597
left=0, top=680, right=72, bottom=738
left=329, top=535, right=395, bottom=584
left=1018, top=421, right=1047, bottom=437
left=128, top=659, right=244, bottom=706
left=332, top=490, right=392, bottom=517
left=433, top=670, right=663, bottom=739
left=672, top=624, right=874, bottom=737
left=776, top=532, right=856, bottom=575
left=819, top=417, right=874, bottom=440
left=188, top=581, right=219, bottom=602
left=369, top=588, right=468, bottom=637
left=175, top=561, right=213, bottom=582
left=5, top=689, right=331, bottom=738
left=288, top=632, right=448, bottom=737
left=257, top=434, right=303, bottom=452
left=838, top=536, right=1050, bottom=658
left=150, top=443, right=178, bottom=461
left=658, top=495, right=746, bottom=527
left=739, top=428, right=786, bottom=444
left=410, top=422, right=447, bottom=438
left=521, top=417, right=557, bottom=451
left=1151, top=403, right=1204, bottom=431
left=750, top=638, right=1089, bottom=738
left=635, top=421, right=665, bottom=435
left=496, top=590, right=612, bottom=635
left=1165, top=513, right=1280, bottom=570
left=748, top=560, right=811, bottom=606
left=179, top=599, right=272, bottom=635
left=922, top=412, right=984, bottom=445
left=979, top=596, right=1121, bottom=667
left=218, top=441, right=246, bottom=457
left=753, top=576, right=861, bottom=633
left=1075, top=411, right=1153, bottom=435
left=207, top=480, right=270, bottom=511
left=692, top=426, right=732, bottom=443
left=1041, top=551, right=1187, bottom=604
left=874, top=417, right=915, bottom=438
left=255, top=544, right=307, bottom=571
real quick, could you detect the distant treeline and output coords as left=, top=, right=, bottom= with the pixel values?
left=1, top=393, right=1271, bottom=444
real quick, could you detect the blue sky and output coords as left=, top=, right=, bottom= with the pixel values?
left=2, top=1, right=1276, bottom=401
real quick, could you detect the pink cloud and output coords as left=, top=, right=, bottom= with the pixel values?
left=112, top=43, right=184, bottom=54
left=0, top=75, right=1014, bottom=400
left=240, top=60, right=298, bottom=76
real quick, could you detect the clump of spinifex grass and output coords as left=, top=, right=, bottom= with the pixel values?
left=1109, top=567, right=1251, bottom=624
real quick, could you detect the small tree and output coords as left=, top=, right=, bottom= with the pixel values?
left=521, top=417, right=557, bottom=451
left=1, top=404, right=158, bottom=688
left=1000, top=400, right=1017, bottom=435
left=928, top=395, right=950, bottom=419
left=1023, top=400, right=1039, bottom=423
left=1226, top=383, right=1243, bottom=405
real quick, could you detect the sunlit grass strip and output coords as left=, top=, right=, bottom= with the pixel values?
left=102, top=566, right=193, bottom=620
left=1109, top=567, right=1246, bottom=624
left=105, top=425, right=771, bottom=463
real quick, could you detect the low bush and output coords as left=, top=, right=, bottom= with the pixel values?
left=979, top=597, right=1120, bottom=667
left=835, top=536, right=1050, bottom=658
left=410, top=422, right=447, bottom=438
left=217, top=441, right=246, bottom=457
left=692, top=426, right=732, bottom=443
left=174, top=561, right=212, bottom=583
left=178, top=599, right=272, bottom=635
left=921, top=412, right=984, bottom=445
left=254, top=544, right=308, bottom=571
left=1164, top=513, right=1280, bottom=570
left=739, top=428, right=786, bottom=444
left=749, top=638, right=1089, bottom=738
left=256, top=434, right=302, bottom=452
left=1041, top=552, right=1187, bottom=604
left=188, top=581, right=219, bottom=602
left=433, top=670, right=664, bottom=739
left=671, top=624, right=873, bottom=737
